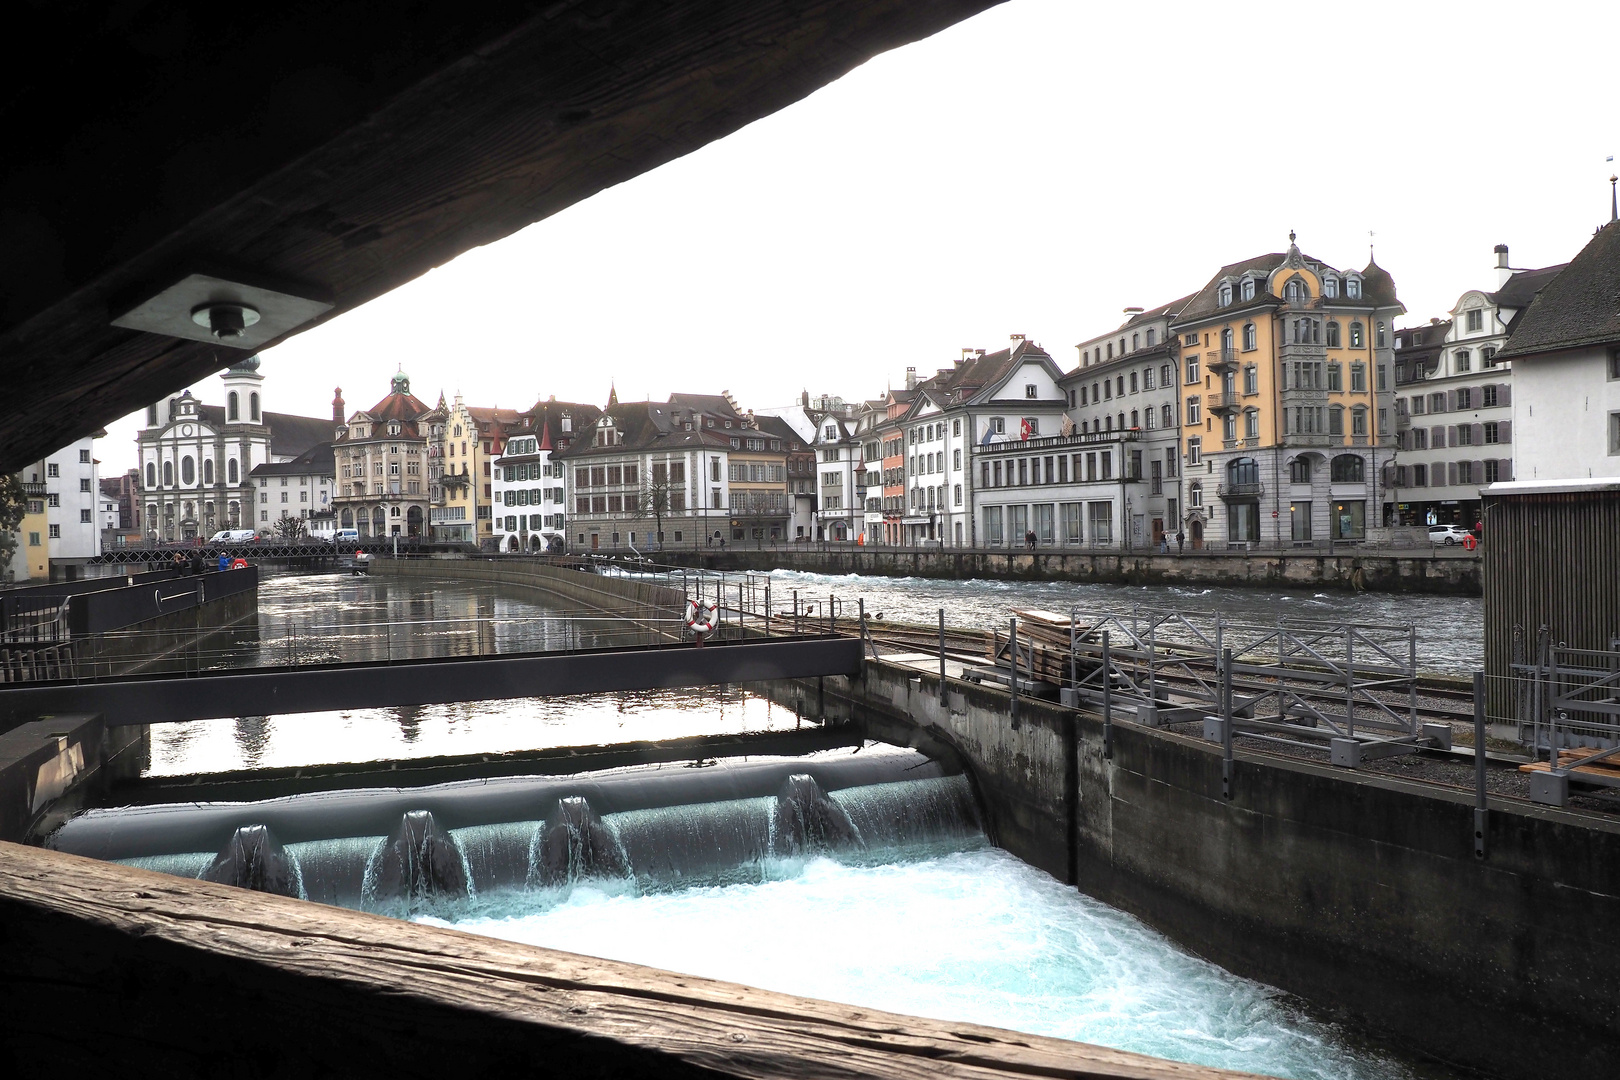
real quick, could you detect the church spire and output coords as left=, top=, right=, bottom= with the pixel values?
left=607, top=381, right=619, bottom=406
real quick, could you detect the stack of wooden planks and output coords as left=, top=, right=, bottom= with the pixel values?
left=1518, top=747, right=1620, bottom=783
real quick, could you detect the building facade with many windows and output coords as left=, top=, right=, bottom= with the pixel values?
left=1168, top=237, right=1402, bottom=549
left=136, top=357, right=333, bottom=540
left=333, top=371, right=435, bottom=538
left=489, top=398, right=597, bottom=551
left=1388, top=246, right=1565, bottom=525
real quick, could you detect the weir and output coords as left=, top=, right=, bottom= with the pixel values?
left=49, top=744, right=981, bottom=913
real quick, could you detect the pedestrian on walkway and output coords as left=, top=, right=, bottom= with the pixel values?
left=1025, top=529, right=1037, bottom=551
left=1176, top=529, right=1185, bottom=555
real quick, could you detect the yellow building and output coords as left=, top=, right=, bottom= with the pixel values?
left=437, top=394, right=519, bottom=546
left=1169, top=235, right=1402, bottom=548
left=15, top=478, right=49, bottom=580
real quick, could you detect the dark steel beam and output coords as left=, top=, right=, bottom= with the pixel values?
left=0, top=637, right=861, bottom=728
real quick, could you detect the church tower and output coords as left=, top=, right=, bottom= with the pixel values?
left=220, top=354, right=265, bottom=425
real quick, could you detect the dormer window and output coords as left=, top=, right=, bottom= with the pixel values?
left=1324, top=275, right=1339, bottom=298
left=388, top=422, right=400, bottom=435
left=1217, top=282, right=1233, bottom=306
left=1284, top=278, right=1307, bottom=304
left=1346, top=276, right=1362, bottom=300
left=561, top=416, right=572, bottom=432
left=1242, top=278, right=1256, bottom=301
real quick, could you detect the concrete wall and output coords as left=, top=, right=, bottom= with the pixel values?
left=659, top=546, right=1480, bottom=595
left=764, top=661, right=1620, bottom=1080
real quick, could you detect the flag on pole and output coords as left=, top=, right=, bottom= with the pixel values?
left=1019, top=418, right=1032, bottom=441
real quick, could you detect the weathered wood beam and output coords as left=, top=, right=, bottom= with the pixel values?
left=0, top=1, right=1004, bottom=470
left=0, top=843, right=1253, bottom=1078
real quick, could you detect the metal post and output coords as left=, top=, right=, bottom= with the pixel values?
left=1148, top=620, right=1157, bottom=711
left=765, top=579, right=771, bottom=637
left=1408, top=625, right=1419, bottom=737
left=938, top=607, right=947, bottom=700
left=1473, top=670, right=1488, bottom=859
left=828, top=593, right=835, bottom=635
left=1222, top=646, right=1234, bottom=800
left=793, top=590, right=799, bottom=635
left=1009, top=617, right=1019, bottom=722
left=1345, top=627, right=1355, bottom=739
left=1068, top=607, right=1077, bottom=691
left=1102, top=630, right=1113, bottom=759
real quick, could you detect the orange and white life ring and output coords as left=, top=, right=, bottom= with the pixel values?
left=230, top=558, right=249, bottom=570
left=1462, top=533, right=1477, bottom=551
left=685, top=599, right=719, bottom=635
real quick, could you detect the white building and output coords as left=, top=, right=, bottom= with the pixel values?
left=137, top=357, right=334, bottom=540
left=1497, top=219, right=1620, bottom=481
left=14, top=435, right=103, bottom=573
left=810, top=411, right=863, bottom=542
left=973, top=430, right=1145, bottom=548
left=1388, top=245, right=1566, bottom=526
left=249, top=443, right=336, bottom=536
left=1066, top=299, right=1190, bottom=547
left=490, top=399, right=595, bottom=552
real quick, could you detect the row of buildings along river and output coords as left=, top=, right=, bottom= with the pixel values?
left=12, top=220, right=1620, bottom=576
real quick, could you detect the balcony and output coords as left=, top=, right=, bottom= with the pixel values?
left=1207, top=347, right=1240, bottom=375
left=1395, top=411, right=1411, bottom=430
left=1217, top=480, right=1264, bottom=501
left=1207, top=390, right=1241, bottom=416
left=21, top=482, right=46, bottom=496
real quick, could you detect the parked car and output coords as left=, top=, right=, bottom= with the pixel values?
left=333, top=528, right=360, bottom=547
left=208, top=529, right=257, bottom=544
left=1427, top=524, right=1475, bottom=546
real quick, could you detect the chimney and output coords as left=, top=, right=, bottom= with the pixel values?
left=1494, top=243, right=1513, bottom=288
left=975, top=349, right=986, bottom=357
left=801, top=390, right=810, bottom=408
left=905, top=366, right=917, bottom=391
left=1123, top=306, right=1144, bottom=316
left=1010, top=333, right=1026, bottom=343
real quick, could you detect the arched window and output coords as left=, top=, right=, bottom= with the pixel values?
left=162, top=461, right=173, bottom=487
left=340, top=508, right=354, bottom=528
left=1218, top=282, right=1233, bottom=306
left=1105, top=415, right=1114, bottom=432
left=390, top=506, right=401, bottom=517
left=1482, top=346, right=1497, bottom=366
left=1376, top=321, right=1387, bottom=348
left=228, top=459, right=239, bottom=484
left=1131, top=409, right=1140, bottom=428
left=145, top=462, right=156, bottom=488
left=1244, top=409, right=1260, bottom=439
left=1221, top=327, right=1233, bottom=355
left=1227, top=457, right=1260, bottom=487
left=1346, top=276, right=1362, bottom=299
left=1190, top=481, right=1203, bottom=508
left=227, top=392, right=239, bottom=421
left=1331, top=454, right=1365, bottom=482
left=249, top=393, right=260, bottom=421
left=203, top=459, right=214, bottom=485
left=1349, top=322, right=1365, bottom=349
left=228, top=501, right=240, bottom=526
left=1351, top=406, right=1368, bottom=437
left=1161, top=403, right=1173, bottom=427
left=1290, top=457, right=1312, bottom=484
left=1326, top=321, right=1341, bottom=348
left=1118, top=412, right=1126, bottom=430
left=181, top=456, right=195, bottom=485
left=1243, top=323, right=1256, bottom=350
left=1285, top=277, right=1307, bottom=303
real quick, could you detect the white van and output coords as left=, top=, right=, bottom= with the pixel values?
left=333, top=528, right=360, bottom=546
left=209, top=529, right=257, bottom=544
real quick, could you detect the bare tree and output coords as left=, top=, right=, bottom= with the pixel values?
left=638, top=469, right=677, bottom=548
left=274, top=513, right=308, bottom=541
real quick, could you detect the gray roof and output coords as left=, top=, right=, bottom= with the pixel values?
left=196, top=405, right=336, bottom=459
left=249, top=441, right=335, bottom=477
left=1496, top=222, right=1620, bottom=359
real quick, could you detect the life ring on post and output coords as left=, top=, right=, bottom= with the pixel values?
left=1462, top=533, right=1477, bottom=552
left=230, top=558, right=249, bottom=570
left=685, top=598, right=720, bottom=642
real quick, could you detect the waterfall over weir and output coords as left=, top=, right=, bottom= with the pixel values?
left=50, top=743, right=982, bottom=915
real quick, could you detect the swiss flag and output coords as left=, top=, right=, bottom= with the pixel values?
left=1019, top=418, right=1032, bottom=441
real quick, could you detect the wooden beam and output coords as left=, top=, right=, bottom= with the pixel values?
left=0, top=843, right=1252, bottom=1078
left=0, top=1, right=1004, bottom=470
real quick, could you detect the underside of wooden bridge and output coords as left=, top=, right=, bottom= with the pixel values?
left=0, top=0, right=1003, bottom=471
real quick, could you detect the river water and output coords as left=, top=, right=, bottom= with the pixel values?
left=427, top=846, right=1416, bottom=1080
left=137, top=569, right=1464, bottom=1077
left=759, top=569, right=1482, bottom=677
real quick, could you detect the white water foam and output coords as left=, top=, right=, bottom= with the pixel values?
left=423, top=847, right=1412, bottom=1080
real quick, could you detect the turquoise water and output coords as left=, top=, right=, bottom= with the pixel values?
left=422, top=846, right=1413, bottom=1080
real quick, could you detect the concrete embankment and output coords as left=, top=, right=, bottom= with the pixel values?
left=372, top=556, right=685, bottom=623
left=660, top=547, right=1481, bottom=595
left=760, top=662, right=1618, bottom=1080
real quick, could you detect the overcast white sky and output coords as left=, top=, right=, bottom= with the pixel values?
left=100, top=0, right=1617, bottom=472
